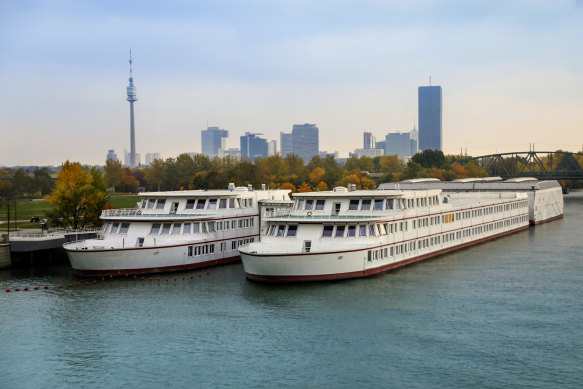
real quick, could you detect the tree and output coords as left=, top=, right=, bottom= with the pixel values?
left=104, top=159, right=124, bottom=192
left=12, top=169, right=34, bottom=198
left=33, top=168, right=54, bottom=196
left=144, top=158, right=167, bottom=191
left=411, top=150, right=446, bottom=169
left=309, top=167, right=326, bottom=185
left=44, top=161, right=108, bottom=229
left=297, top=182, right=312, bottom=192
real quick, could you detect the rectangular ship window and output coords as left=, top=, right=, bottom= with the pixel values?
left=347, top=225, right=356, bottom=237
left=374, top=199, right=383, bottom=210
left=185, top=199, right=195, bottom=209
left=361, top=199, right=371, bottom=210
left=287, top=225, right=298, bottom=237
left=150, top=223, right=161, bottom=234
left=156, top=199, right=166, bottom=209
left=322, top=225, right=334, bottom=237
left=315, top=200, right=325, bottom=210
left=335, top=225, right=345, bottom=237
left=349, top=200, right=359, bottom=210
left=196, top=199, right=206, bottom=209
left=119, top=223, right=130, bottom=234
left=161, top=223, right=171, bottom=234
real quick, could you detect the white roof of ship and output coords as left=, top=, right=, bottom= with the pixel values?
left=140, top=188, right=289, bottom=198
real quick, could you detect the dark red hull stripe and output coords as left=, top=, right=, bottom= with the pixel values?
left=245, top=224, right=530, bottom=283
left=65, top=234, right=259, bottom=253
left=72, top=255, right=241, bottom=276
left=530, top=213, right=564, bottom=225
left=242, top=212, right=529, bottom=257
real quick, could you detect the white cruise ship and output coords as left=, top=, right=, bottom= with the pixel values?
left=239, top=187, right=530, bottom=283
left=64, top=185, right=291, bottom=276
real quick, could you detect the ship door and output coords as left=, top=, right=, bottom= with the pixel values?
left=332, top=202, right=341, bottom=215
left=171, top=202, right=179, bottom=214
left=136, top=237, right=144, bottom=247
left=302, top=240, right=311, bottom=253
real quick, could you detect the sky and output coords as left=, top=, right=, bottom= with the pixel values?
left=0, top=0, right=582, bottom=166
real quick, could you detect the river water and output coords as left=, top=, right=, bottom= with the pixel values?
left=1, top=193, right=582, bottom=388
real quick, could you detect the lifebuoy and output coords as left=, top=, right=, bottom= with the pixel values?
left=137, top=210, right=142, bottom=215
left=307, top=211, right=312, bottom=216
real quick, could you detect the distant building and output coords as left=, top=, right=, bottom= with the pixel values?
left=375, top=141, right=386, bottom=154
left=350, top=148, right=383, bottom=158
left=268, top=140, right=277, bottom=156
left=240, top=132, right=268, bottom=162
left=201, top=126, right=228, bottom=157
left=224, top=148, right=241, bottom=159
left=418, top=85, right=442, bottom=151
left=363, top=132, right=375, bottom=149
left=106, top=149, right=119, bottom=162
left=124, top=150, right=141, bottom=167
left=292, top=123, right=319, bottom=163
left=318, top=151, right=339, bottom=159
left=145, top=152, right=161, bottom=165
left=280, top=132, right=294, bottom=157
left=385, top=132, right=416, bottom=160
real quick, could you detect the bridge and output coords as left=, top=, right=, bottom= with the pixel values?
left=461, top=151, right=583, bottom=180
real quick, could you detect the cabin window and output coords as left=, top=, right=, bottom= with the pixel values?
left=156, top=199, right=166, bottom=209
left=208, top=222, right=215, bottom=232
left=183, top=223, right=191, bottom=234
left=297, top=199, right=304, bottom=210
left=185, top=199, right=195, bottom=209
left=171, top=223, right=181, bottom=235
left=287, top=225, right=298, bottom=237
left=349, top=200, right=359, bottom=210
left=219, top=199, right=227, bottom=209
left=196, top=199, right=206, bottom=209
left=305, top=200, right=314, bottom=210
left=229, top=198, right=235, bottom=208
left=208, top=199, right=217, bottom=209
left=268, top=225, right=276, bottom=236
left=119, top=223, right=130, bottom=234
left=150, top=223, right=161, bottom=234
left=147, top=199, right=155, bottom=209
left=374, top=199, right=383, bottom=210
left=335, top=225, right=345, bottom=238
left=322, top=225, right=334, bottom=237
left=386, top=199, right=394, bottom=210
left=359, top=225, right=367, bottom=237
left=161, top=223, right=171, bottom=234
left=277, top=225, right=286, bottom=237
left=347, top=225, right=356, bottom=237
left=193, top=223, right=200, bottom=233
left=202, top=223, right=208, bottom=233
left=369, top=225, right=376, bottom=236
left=361, top=199, right=371, bottom=210
left=315, top=200, right=325, bottom=210
left=111, top=222, right=120, bottom=234
left=378, top=224, right=387, bottom=235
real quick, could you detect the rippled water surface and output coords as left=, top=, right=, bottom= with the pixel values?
left=2, top=193, right=582, bottom=388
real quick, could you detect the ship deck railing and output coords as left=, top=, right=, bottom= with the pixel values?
left=101, top=209, right=209, bottom=218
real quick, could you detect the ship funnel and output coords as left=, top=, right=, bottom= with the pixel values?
left=261, top=184, right=266, bottom=191
left=228, top=183, right=235, bottom=191
left=248, top=184, right=253, bottom=191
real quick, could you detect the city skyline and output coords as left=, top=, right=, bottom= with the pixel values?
left=1, top=1, right=582, bottom=166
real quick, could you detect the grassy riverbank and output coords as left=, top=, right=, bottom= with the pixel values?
left=0, top=194, right=140, bottom=230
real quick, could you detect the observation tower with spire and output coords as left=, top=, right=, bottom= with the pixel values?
left=127, top=50, right=138, bottom=168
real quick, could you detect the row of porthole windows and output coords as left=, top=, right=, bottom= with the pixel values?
left=186, top=237, right=256, bottom=257
left=454, top=201, right=527, bottom=221
left=366, top=215, right=528, bottom=262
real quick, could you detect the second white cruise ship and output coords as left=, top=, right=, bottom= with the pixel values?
left=239, top=187, right=530, bottom=282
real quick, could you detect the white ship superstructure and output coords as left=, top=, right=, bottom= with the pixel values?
left=240, top=187, right=530, bottom=282
left=378, top=177, right=563, bottom=225
left=64, top=185, right=290, bottom=276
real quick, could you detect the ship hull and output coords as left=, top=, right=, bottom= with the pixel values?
left=242, top=224, right=529, bottom=283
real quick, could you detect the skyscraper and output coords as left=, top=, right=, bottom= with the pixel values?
left=418, top=85, right=442, bottom=151
left=363, top=132, right=375, bottom=149
left=292, top=123, right=319, bottom=163
left=385, top=132, right=414, bottom=159
left=126, top=50, right=138, bottom=168
left=240, top=132, right=268, bottom=162
left=201, top=126, right=228, bottom=157
left=106, top=149, right=118, bottom=162
left=280, top=132, right=293, bottom=157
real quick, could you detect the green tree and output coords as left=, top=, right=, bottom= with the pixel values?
left=104, top=159, right=124, bottom=192
left=33, top=168, right=54, bottom=196
left=45, top=161, right=108, bottom=229
left=144, top=158, right=167, bottom=191
left=12, top=169, right=34, bottom=197
left=411, top=150, right=446, bottom=169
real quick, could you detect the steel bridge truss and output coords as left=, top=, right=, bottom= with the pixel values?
left=461, top=151, right=583, bottom=180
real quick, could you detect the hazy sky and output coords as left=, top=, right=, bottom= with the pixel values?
left=1, top=0, right=582, bottom=166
